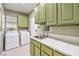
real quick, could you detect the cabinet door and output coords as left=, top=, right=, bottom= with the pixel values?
left=46, top=3, right=57, bottom=25
left=18, top=14, right=28, bottom=28
left=41, top=51, right=49, bottom=56
left=53, top=50, right=65, bottom=56
left=35, top=46, right=40, bottom=56
left=30, top=43, right=34, bottom=56
left=31, top=39, right=40, bottom=48
left=30, top=39, right=41, bottom=56
left=35, top=6, right=39, bottom=24
left=39, top=3, right=46, bottom=24
left=58, top=3, right=79, bottom=25
left=41, top=44, right=53, bottom=56
left=23, top=15, right=28, bottom=27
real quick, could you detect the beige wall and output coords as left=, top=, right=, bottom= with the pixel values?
left=0, top=3, right=4, bottom=11
left=29, top=11, right=36, bottom=36
left=49, top=25, right=79, bottom=37
left=0, top=3, right=4, bottom=54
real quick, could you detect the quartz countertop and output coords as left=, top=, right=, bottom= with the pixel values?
left=31, top=36, right=79, bottom=56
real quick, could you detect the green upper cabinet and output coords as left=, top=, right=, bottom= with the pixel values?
left=39, top=3, right=46, bottom=24
left=46, top=3, right=57, bottom=25
left=35, top=6, right=39, bottom=24
left=58, top=3, right=79, bottom=25
left=18, top=14, right=28, bottom=28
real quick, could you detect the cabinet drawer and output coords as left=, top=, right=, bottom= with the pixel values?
left=53, top=50, right=65, bottom=56
left=41, top=44, right=52, bottom=56
left=31, top=39, right=40, bottom=48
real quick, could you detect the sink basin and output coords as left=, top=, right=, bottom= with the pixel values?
left=48, top=37, right=79, bottom=46
left=34, top=36, right=47, bottom=39
left=56, top=39, right=79, bottom=46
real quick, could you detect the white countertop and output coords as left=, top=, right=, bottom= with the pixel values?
left=31, top=36, right=79, bottom=56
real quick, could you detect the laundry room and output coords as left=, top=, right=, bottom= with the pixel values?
left=0, top=1, right=79, bottom=57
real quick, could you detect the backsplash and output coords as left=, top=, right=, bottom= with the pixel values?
left=49, top=25, right=79, bottom=37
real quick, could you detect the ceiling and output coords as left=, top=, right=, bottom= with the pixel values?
left=3, top=3, right=37, bottom=14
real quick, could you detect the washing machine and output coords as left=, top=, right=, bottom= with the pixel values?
left=19, top=30, right=30, bottom=45
left=5, top=31, right=19, bottom=51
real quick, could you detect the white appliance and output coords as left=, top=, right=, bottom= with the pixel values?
left=20, top=30, right=30, bottom=45
left=5, top=31, right=19, bottom=51
left=31, top=24, right=40, bottom=36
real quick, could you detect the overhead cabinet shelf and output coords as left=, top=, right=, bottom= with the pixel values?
left=6, top=16, right=17, bottom=20
left=6, top=19, right=17, bottom=23
left=5, top=15, right=17, bottom=30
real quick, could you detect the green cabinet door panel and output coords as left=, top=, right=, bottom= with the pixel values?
left=30, top=39, right=41, bottom=56
left=39, top=3, right=46, bottom=24
left=35, top=46, right=40, bottom=56
left=41, top=44, right=53, bottom=56
left=23, top=15, right=28, bottom=27
left=46, top=3, right=57, bottom=25
left=53, top=50, right=65, bottom=56
left=18, top=14, right=28, bottom=27
left=31, top=39, right=40, bottom=48
left=58, top=3, right=79, bottom=25
left=41, top=51, right=49, bottom=56
left=35, top=6, right=39, bottom=24
left=30, top=43, right=34, bottom=56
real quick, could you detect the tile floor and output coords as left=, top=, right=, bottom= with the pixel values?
left=1, top=44, right=30, bottom=56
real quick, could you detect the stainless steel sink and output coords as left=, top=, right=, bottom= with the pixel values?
left=34, top=36, right=47, bottom=39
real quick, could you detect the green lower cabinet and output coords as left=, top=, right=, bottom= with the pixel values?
left=30, top=39, right=41, bottom=56
left=30, top=43, right=34, bottom=56
left=53, top=50, right=65, bottom=56
left=41, top=51, right=49, bottom=56
left=30, top=39, right=65, bottom=56
left=35, top=46, right=40, bottom=56
left=31, top=39, right=40, bottom=48
left=41, top=44, right=53, bottom=56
